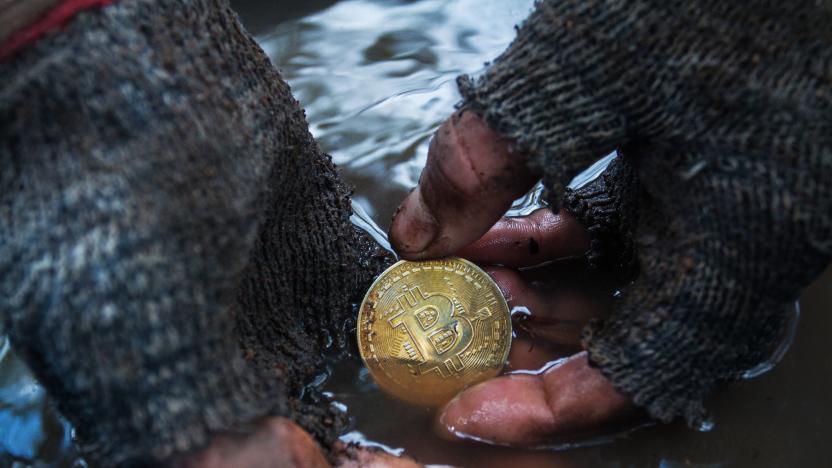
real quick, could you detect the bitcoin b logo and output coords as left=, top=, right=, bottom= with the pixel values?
left=388, top=284, right=473, bottom=378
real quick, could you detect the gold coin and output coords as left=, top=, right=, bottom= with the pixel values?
left=357, top=257, right=511, bottom=407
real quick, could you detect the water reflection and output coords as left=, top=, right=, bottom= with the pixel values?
left=1, top=0, right=830, bottom=466
left=0, top=338, right=77, bottom=466
left=260, top=0, right=536, bottom=227
left=261, top=2, right=829, bottom=467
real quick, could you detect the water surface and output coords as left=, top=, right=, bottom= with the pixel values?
left=249, top=2, right=832, bottom=466
left=1, top=1, right=830, bottom=466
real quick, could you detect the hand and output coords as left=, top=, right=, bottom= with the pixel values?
left=390, top=111, right=646, bottom=447
left=178, top=417, right=329, bottom=468
left=440, top=223, right=647, bottom=446
left=179, top=417, right=423, bottom=468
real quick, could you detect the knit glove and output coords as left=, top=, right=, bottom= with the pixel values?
left=0, top=0, right=389, bottom=464
left=456, top=0, right=832, bottom=426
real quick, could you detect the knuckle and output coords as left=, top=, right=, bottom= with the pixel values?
left=426, top=132, right=486, bottom=201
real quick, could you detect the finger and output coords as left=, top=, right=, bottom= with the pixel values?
left=334, top=442, right=422, bottom=468
left=486, top=267, right=606, bottom=350
left=182, top=417, right=329, bottom=468
left=488, top=267, right=583, bottom=371
left=436, top=353, right=645, bottom=447
left=389, top=110, right=539, bottom=259
left=506, top=337, right=570, bottom=372
left=458, top=209, right=590, bottom=268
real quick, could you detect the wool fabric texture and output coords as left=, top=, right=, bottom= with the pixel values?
left=459, top=0, right=832, bottom=427
left=0, top=0, right=391, bottom=465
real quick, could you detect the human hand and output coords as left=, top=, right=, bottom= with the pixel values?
left=178, top=417, right=329, bottom=468
left=389, top=111, right=646, bottom=447
left=440, top=224, right=647, bottom=446
left=178, top=417, right=422, bottom=468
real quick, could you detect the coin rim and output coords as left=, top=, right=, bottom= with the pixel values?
left=356, top=256, right=512, bottom=406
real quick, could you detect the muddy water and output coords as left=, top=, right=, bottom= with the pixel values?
left=246, top=2, right=832, bottom=467
left=1, top=1, right=830, bottom=466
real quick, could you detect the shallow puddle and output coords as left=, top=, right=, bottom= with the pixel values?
left=2, top=1, right=830, bottom=466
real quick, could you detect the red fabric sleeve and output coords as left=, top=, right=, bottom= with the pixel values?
left=0, top=0, right=114, bottom=62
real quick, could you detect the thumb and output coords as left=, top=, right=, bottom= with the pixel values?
left=389, top=110, right=539, bottom=259
left=435, top=353, right=644, bottom=447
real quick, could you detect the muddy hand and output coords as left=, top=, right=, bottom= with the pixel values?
left=389, top=112, right=644, bottom=446
left=389, top=110, right=539, bottom=259
left=179, top=417, right=424, bottom=468
left=444, top=209, right=645, bottom=446
left=436, top=352, right=644, bottom=447
left=179, top=417, right=329, bottom=468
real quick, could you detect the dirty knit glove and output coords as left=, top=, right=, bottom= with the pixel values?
left=458, top=0, right=832, bottom=426
left=0, top=0, right=389, bottom=465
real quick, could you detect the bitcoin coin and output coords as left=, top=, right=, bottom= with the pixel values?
left=357, top=257, right=511, bottom=407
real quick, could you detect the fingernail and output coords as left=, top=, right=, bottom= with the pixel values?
left=435, top=399, right=463, bottom=441
left=437, top=401, right=495, bottom=445
left=391, top=188, right=437, bottom=256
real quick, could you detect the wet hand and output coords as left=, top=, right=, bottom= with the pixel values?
left=178, top=417, right=329, bottom=468
left=179, top=417, right=423, bottom=468
left=389, top=110, right=539, bottom=258
left=441, top=210, right=647, bottom=447
left=389, top=111, right=645, bottom=447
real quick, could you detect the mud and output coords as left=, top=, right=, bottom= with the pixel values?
left=1, top=1, right=830, bottom=466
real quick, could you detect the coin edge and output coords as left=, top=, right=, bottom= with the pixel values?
left=355, top=256, right=513, bottom=406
